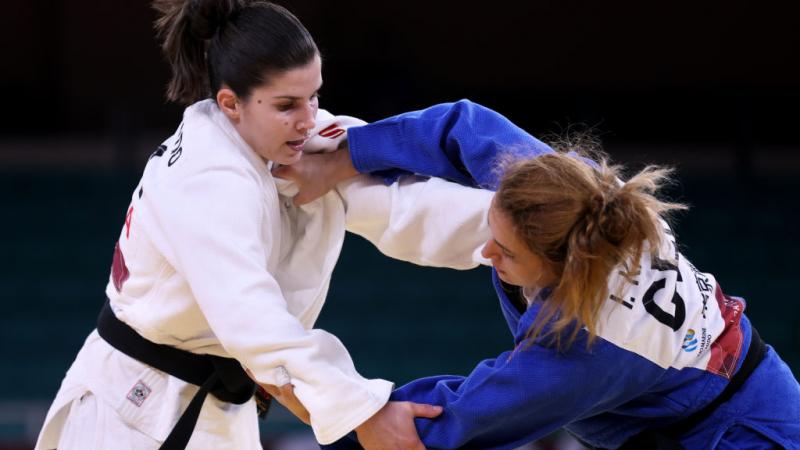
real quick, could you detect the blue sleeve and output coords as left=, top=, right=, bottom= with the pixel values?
left=321, top=334, right=667, bottom=450
left=389, top=336, right=663, bottom=450
left=346, top=99, right=554, bottom=190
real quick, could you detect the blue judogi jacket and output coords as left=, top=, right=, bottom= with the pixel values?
left=323, top=100, right=800, bottom=449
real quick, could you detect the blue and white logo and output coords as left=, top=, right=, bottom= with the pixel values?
left=682, top=329, right=698, bottom=352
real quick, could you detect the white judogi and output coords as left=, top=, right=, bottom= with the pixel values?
left=36, top=100, right=493, bottom=449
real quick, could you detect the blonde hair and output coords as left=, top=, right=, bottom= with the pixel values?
left=495, top=149, right=686, bottom=349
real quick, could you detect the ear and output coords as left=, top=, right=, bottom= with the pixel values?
left=216, top=88, right=240, bottom=121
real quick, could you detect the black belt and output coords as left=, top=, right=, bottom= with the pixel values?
left=97, top=300, right=271, bottom=450
left=611, top=326, right=768, bottom=450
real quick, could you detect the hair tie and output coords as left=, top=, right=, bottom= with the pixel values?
left=187, top=0, right=238, bottom=40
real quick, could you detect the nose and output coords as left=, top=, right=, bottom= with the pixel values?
left=296, top=103, right=316, bottom=133
left=481, top=239, right=497, bottom=261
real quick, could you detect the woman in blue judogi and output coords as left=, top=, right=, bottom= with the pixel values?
left=282, top=100, right=800, bottom=449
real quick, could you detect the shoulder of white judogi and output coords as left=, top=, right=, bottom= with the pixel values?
left=169, top=99, right=268, bottom=171
left=131, top=99, right=279, bottom=276
left=594, top=223, right=731, bottom=373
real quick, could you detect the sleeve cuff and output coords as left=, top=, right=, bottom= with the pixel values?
left=312, top=378, right=394, bottom=445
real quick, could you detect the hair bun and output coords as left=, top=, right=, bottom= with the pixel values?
left=587, top=193, right=608, bottom=219
left=187, top=0, right=241, bottom=40
left=587, top=188, right=627, bottom=246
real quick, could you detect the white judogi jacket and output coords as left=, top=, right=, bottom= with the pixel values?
left=36, top=100, right=493, bottom=449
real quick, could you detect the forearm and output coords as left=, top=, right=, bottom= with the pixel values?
left=339, top=174, right=492, bottom=269
left=328, top=146, right=360, bottom=184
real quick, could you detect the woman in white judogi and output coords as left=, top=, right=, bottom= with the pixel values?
left=35, top=1, right=492, bottom=449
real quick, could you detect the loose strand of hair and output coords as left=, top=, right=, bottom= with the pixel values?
left=153, top=0, right=212, bottom=104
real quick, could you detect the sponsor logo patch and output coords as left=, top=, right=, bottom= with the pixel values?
left=682, top=329, right=698, bottom=352
left=318, top=124, right=345, bottom=139
left=126, top=380, right=152, bottom=407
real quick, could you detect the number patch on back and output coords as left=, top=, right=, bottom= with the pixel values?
left=642, top=255, right=686, bottom=331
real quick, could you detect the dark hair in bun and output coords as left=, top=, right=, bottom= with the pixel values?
left=153, top=0, right=319, bottom=104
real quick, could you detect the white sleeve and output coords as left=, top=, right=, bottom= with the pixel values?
left=147, top=168, right=390, bottom=444
left=339, top=174, right=493, bottom=269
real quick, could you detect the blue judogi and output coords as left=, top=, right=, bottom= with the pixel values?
left=324, top=100, right=800, bottom=449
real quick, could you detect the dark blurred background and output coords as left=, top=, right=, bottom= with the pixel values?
left=1, top=0, right=798, bottom=448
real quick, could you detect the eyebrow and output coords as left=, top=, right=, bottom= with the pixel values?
left=487, top=213, right=515, bottom=256
left=272, top=83, right=323, bottom=100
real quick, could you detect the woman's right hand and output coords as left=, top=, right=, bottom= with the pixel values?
left=272, top=146, right=359, bottom=206
left=355, top=401, right=443, bottom=450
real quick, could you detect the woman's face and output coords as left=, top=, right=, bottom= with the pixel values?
left=228, top=54, right=322, bottom=165
left=481, top=201, right=555, bottom=288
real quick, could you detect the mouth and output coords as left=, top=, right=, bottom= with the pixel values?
left=286, top=137, right=308, bottom=152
